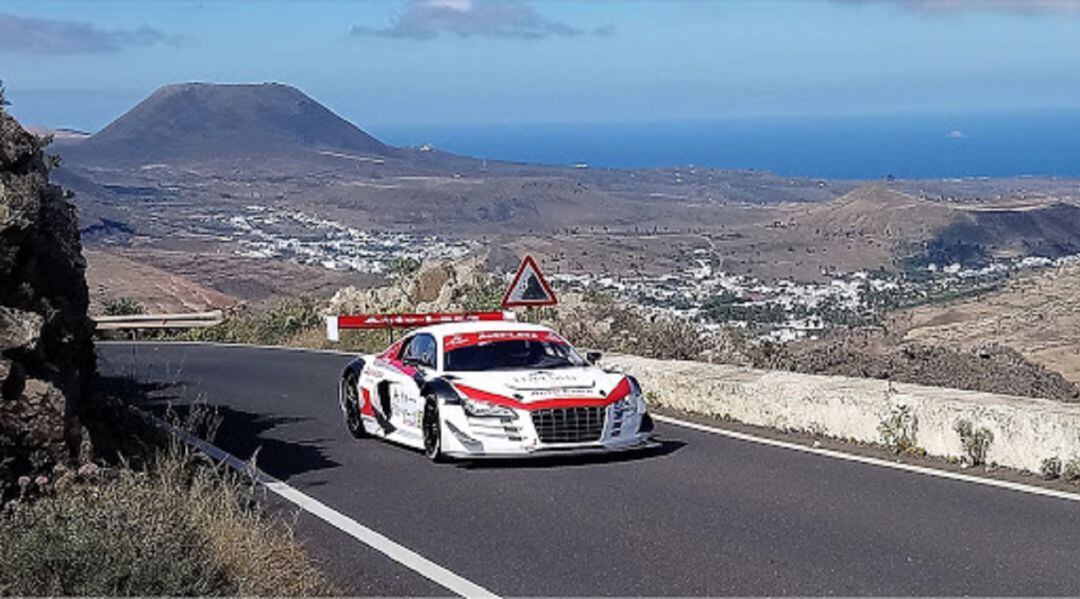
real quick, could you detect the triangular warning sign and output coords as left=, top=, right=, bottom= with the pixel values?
left=501, top=255, right=558, bottom=308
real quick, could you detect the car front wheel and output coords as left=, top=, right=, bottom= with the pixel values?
left=423, top=396, right=445, bottom=462
left=342, top=375, right=367, bottom=439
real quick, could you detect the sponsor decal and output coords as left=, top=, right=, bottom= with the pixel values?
left=443, top=330, right=566, bottom=351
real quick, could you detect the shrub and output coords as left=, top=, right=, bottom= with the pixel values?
left=457, top=277, right=504, bottom=312
left=0, top=444, right=331, bottom=596
left=1063, top=458, right=1080, bottom=483
left=954, top=419, right=994, bottom=467
left=1041, top=456, right=1063, bottom=480
left=878, top=403, right=918, bottom=455
left=182, top=297, right=322, bottom=346
left=387, top=256, right=421, bottom=277
left=101, top=296, right=146, bottom=316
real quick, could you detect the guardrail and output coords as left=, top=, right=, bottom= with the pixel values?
left=93, top=310, right=225, bottom=331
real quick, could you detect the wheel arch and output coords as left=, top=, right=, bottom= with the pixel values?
left=339, top=357, right=367, bottom=408
left=420, top=377, right=461, bottom=407
left=341, top=357, right=367, bottom=383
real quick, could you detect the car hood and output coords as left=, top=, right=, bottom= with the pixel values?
left=447, top=367, right=626, bottom=403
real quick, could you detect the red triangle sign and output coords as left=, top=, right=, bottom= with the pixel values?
left=501, top=255, right=558, bottom=308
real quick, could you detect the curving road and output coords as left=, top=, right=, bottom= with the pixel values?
left=98, top=342, right=1080, bottom=597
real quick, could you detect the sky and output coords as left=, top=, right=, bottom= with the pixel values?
left=3, top=0, right=1080, bottom=132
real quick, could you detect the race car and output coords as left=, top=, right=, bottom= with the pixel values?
left=333, top=313, right=655, bottom=460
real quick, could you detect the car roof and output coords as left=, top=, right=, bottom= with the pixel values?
left=410, top=320, right=555, bottom=340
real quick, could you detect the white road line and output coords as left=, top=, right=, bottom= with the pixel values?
left=654, top=414, right=1080, bottom=504
left=168, top=424, right=499, bottom=598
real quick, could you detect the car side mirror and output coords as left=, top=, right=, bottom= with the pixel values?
left=403, top=356, right=431, bottom=369
left=586, top=350, right=603, bottom=365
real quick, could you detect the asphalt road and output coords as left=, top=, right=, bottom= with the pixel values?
left=98, top=342, right=1080, bottom=596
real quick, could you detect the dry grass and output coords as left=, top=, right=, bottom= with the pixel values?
left=895, top=263, right=1080, bottom=385
left=0, top=442, right=333, bottom=597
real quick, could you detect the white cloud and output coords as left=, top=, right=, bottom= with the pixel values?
left=0, top=13, right=174, bottom=54
left=350, top=0, right=612, bottom=40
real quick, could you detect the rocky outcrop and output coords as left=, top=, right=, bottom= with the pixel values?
left=760, top=331, right=1080, bottom=403
left=327, top=255, right=498, bottom=315
left=1, top=107, right=96, bottom=500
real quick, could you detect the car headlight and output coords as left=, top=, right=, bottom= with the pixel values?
left=615, top=378, right=647, bottom=415
left=460, top=395, right=517, bottom=419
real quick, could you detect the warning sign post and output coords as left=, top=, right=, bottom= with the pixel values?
left=501, top=255, right=558, bottom=309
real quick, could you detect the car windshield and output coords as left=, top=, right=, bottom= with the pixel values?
left=444, top=340, right=587, bottom=372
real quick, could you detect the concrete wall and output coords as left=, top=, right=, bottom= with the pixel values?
left=602, top=354, right=1080, bottom=472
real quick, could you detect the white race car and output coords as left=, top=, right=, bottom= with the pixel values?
left=337, top=319, right=655, bottom=460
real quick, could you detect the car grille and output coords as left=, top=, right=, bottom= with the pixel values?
left=532, top=406, right=606, bottom=444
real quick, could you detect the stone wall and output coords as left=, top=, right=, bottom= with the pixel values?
left=603, top=354, right=1080, bottom=472
left=0, top=106, right=97, bottom=500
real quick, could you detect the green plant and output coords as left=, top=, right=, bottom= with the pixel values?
left=387, top=255, right=421, bottom=277
left=457, top=277, right=504, bottom=312
left=182, top=297, right=322, bottom=346
left=101, top=296, right=145, bottom=316
left=878, top=403, right=918, bottom=455
left=1041, top=456, right=1062, bottom=480
left=954, top=419, right=994, bottom=467
left=1062, top=458, right=1080, bottom=483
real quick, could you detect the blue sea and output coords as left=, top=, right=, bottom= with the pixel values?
left=371, top=110, right=1080, bottom=180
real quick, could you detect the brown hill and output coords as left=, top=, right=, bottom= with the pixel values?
left=59, top=82, right=390, bottom=165
left=896, top=263, right=1080, bottom=385
left=797, top=185, right=959, bottom=241
left=794, top=185, right=1080, bottom=269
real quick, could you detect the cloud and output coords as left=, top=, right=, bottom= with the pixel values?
left=946, top=129, right=967, bottom=138
left=839, top=0, right=1080, bottom=15
left=0, top=13, right=174, bottom=54
left=350, top=0, right=612, bottom=40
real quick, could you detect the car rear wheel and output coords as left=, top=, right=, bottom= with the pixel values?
left=342, top=375, right=367, bottom=439
left=423, top=396, right=445, bottom=462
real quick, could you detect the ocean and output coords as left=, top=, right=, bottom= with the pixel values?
left=370, top=110, right=1080, bottom=180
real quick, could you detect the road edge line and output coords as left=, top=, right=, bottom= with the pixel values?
left=654, top=414, right=1080, bottom=504
left=165, top=422, right=499, bottom=598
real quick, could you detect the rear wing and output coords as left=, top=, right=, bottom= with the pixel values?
left=325, top=311, right=516, bottom=342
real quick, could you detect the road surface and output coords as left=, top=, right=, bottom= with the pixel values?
left=98, top=342, right=1080, bottom=596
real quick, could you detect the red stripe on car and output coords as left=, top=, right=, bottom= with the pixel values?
left=452, top=377, right=631, bottom=411
left=360, top=387, right=375, bottom=416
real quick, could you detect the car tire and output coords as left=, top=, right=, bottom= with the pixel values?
left=341, top=375, right=367, bottom=439
left=423, top=396, right=445, bottom=462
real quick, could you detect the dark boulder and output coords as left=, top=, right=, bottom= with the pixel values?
left=1, top=105, right=97, bottom=501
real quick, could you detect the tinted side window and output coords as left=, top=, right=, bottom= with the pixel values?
left=402, top=334, right=437, bottom=368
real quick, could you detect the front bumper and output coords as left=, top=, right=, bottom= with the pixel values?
left=439, top=402, right=655, bottom=459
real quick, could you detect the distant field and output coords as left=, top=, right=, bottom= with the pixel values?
left=894, top=264, right=1080, bottom=384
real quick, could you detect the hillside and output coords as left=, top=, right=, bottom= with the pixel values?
left=84, top=249, right=238, bottom=314
left=796, top=185, right=959, bottom=240
left=895, top=263, right=1080, bottom=385
left=787, top=185, right=1080, bottom=271
left=58, top=82, right=390, bottom=165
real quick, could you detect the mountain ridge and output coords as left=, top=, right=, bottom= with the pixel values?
left=59, top=82, right=392, bottom=165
